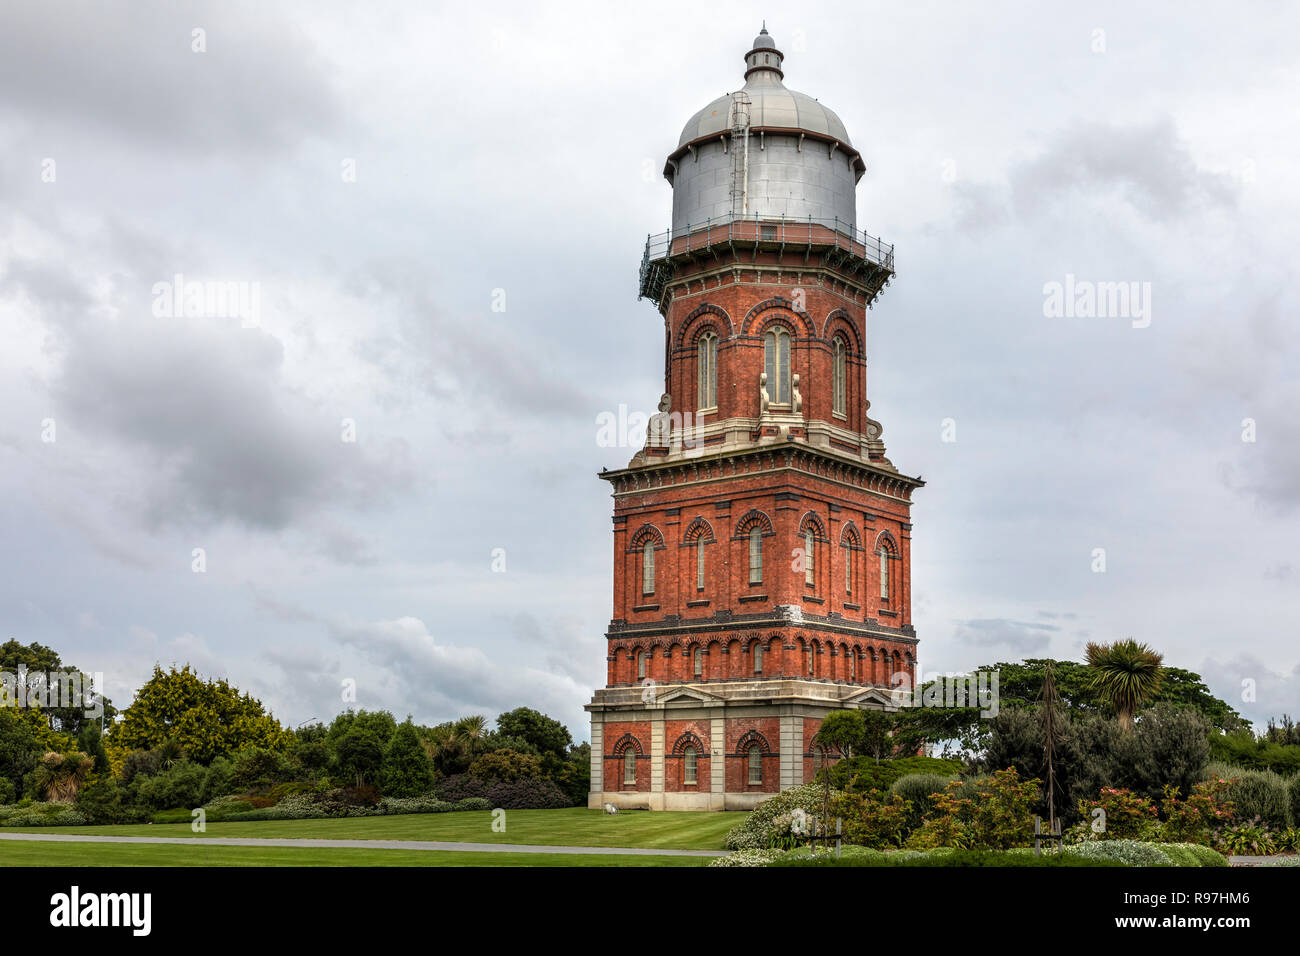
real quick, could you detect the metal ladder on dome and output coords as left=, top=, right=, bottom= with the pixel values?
left=728, top=91, right=751, bottom=221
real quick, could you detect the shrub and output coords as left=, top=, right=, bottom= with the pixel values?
left=1212, top=767, right=1292, bottom=828
left=724, top=784, right=839, bottom=850
left=770, top=847, right=1124, bottom=867
left=0, top=802, right=88, bottom=827
left=830, top=756, right=963, bottom=794
left=1180, top=843, right=1230, bottom=867
left=1157, top=778, right=1234, bottom=844
left=1063, top=840, right=1173, bottom=866
left=891, top=773, right=958, bottom=833
left=709, top=849, right=785, bottom=867
left=833, top=789, right=911, bottom=849
left=483, top=777, right=571, bottom=810
left=468, top=750, right=544, bottom=783
left=435, top=774, right=488, bottom=803
left=230, top=747, right=297, bottom=791
left=1076, top=788, right=1160, bottom=841
left=906, top=768, right=1040, bottom=850
left=454, top=797, right=493, bottom=811
left=1122, top=704, right=1212, bottom=802
left=134, top=760, right=206, bottom=811
left=1213, top=819, right=1277, bottom=855
left=199, top=757, right=234, bottom=805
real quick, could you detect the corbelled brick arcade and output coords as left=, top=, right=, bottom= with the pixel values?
left=587, top=28, right=923, bottom=810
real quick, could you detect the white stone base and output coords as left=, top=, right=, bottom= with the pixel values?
left=589, top=791, right=773, bottom=811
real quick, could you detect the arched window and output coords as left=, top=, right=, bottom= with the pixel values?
left=845, top=544, right=854, bottom=594
left=753, top=642, right=764, bottom=674
left=636, top=649, right=646, bottom=680
left=693, top=646, right=703, bottom=678
left=748, top=526, right=763, bottom=584
left=697, top=331, right=717, bottom=410
left=623, top=748, right=637, bottom=786
left=879, top=546, right=890, bottom=602
left=695, top=536, right=706, bottom=591
left=683, top=746, right=697, bottom=785
left=807, top=643, right=815, bottom=676
left=804, top=529, right=815, bottom=587
left=642, top=540, right=655, bottom=596
left=747, top=744, right=762, bottom=785
left=848, top=647, right=856, bottom=681
left=764, top=327, right=791, bottom=405
left=832, top=337, right=847, bottom=417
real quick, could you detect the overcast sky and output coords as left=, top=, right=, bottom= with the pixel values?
left=1, top=1, right=1296, bottom=739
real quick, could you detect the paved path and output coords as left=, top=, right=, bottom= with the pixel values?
left=0, top=832, right=726, bottom=857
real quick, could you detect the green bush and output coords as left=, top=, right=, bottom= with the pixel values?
left=0, top=802, right=88, bottom=826
left=1290, top=774, right=1300, bottom=826
left=198, top=757, right=234, bottom=805
left=770, top=848, right=1124, bottom=867
left=890, top=773, right=957, bottom=833
left=1063, top=839, right=1172, bottom=866
left=1205, top=764, right=1292, bottom=828
left=724, top=784, right=839, bottom=850
left=1180, top=843, right=1229, bottom=867
left=134, top=760, right=206, bottom=811
left=830, top=756, right=963, bottom=794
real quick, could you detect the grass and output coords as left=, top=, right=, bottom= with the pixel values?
left=0, top=841, right=711, bottom=867
left=0, top=808, right=745, bottom=850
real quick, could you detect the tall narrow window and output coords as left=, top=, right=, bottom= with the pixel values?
left=636, top=649, right=646, bottom=680
left=695, top=536, right=706, bottom=591
left=808, top=644, right=815, bottom=676
left=693, top=646, right=703, bottom=678
left=845, top=544, right=853, bottom=594
left=623, top=749, right=636, bottom=786
left=697, top=332, right=717, bottom=410
left=753, top=642, right=764, bottom=674
left=848, top=648, right=856, bottom=681
left=683, top=746, right=697, bottom=785
left=642, top=540, right=655, bottom=596
left=879, top=547, right=890, bottom=601
left=804, top=529, right=815, bottom=586
left=747, top=744, right=762, bottom=785
left=764, top=328, right=791, bottom=404
left=748, top=526, right=763, bottom=584
left=832, top=337, right=847, bottom=417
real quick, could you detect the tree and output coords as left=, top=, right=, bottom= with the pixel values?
left=468, top=749, right=544, bottom=783
left=815, top=710, right=865, bottom=760
left=32, top=751, right=93, bottom=802
left=77, top=722, right=110, bottom=774
left=380, top=721, right=434, bottom=797
left=0, top=639, right=117, bottom=734
left=333, top=725, right=386, bottom=787
left=114, top=665, right=290, bottom=763
left=454, top=715, right=489, bottom=761
left=0, top=706, right=45, bottom=797
left=1085, top=639, right=1164, bottom=732
left=494, top=708, right=571, bottom=761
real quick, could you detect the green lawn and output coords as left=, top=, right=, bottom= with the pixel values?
left=0, top=841, right=711, bottom=867
left=0, top=808, right=745, bottom=850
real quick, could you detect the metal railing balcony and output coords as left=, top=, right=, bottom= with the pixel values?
left=638, top=214, right=895, bottom=302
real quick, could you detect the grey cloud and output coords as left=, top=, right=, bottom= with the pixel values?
left=951, top=618, right=1059, bottom=655
left=0, top=0, right=338, bottom=154
left=1010, top=117, right=1237, bottom=222
left=51, top=315, right=413, bottom=531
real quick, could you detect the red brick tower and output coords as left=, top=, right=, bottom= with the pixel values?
left=587, top=28, right=922, bottom=810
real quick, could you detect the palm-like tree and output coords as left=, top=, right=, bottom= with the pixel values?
left=1085, top=639, right=1164, bottom=731
left=454, top=715, right=488, bottom=760
left=33, top=751, right=94, bottom=802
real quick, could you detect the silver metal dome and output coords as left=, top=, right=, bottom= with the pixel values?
left=664, top=29, right=864, bottom=233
